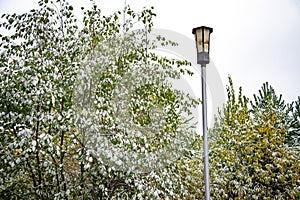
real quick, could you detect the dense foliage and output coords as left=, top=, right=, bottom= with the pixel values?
left=1, top=0, right=299, bottom=199
left=210, top=77, right=300, bottom=199
left=0, top=0, right=200, bottom=199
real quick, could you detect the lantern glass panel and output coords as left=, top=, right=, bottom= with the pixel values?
left=196, top=29, right=203, bottom=53
left=204, top=28, right=210, bottom=52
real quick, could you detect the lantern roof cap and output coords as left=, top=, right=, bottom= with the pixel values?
left=192, top=26, right=213, bottom=34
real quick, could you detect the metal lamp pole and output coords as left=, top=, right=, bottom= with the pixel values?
left=201, top=63, right=210, bottom=200
left=192, top=26, right=213, bottom=200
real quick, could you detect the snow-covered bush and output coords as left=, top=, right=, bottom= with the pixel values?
left=0, top=0, right=201, bottom=199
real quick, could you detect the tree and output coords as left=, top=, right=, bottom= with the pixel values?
left=287, top=96, right=300, bottom=147
left=0, top=0, right=80, bottom=198
left=251, top=82, right=300, bottom=147
left=210, top=78, right=300, bottom=199
left=0, top=0, right=201, bottom=199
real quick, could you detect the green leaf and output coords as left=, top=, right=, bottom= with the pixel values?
left=8, top=18, right=14, bottom=24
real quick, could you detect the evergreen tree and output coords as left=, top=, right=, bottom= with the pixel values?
left=210, top=78, right=300, bottom=199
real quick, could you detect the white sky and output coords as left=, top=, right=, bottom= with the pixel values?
left=1, top=0, right=300, bottom=104
left=149, top=0, right=300, bottom=103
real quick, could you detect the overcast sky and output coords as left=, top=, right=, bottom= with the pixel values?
left=148, top=0, right=300, bottom=104
left=1, top=0, right=300, bottom=105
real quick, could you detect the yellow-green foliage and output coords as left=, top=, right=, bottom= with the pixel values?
left=210, top=77, right=300, bottom=199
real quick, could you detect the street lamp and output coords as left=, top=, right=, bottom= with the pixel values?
left=192, top=26, right=213, bottom=200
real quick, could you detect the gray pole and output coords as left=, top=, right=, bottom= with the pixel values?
left=201, top=64, right=210, bottom=200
